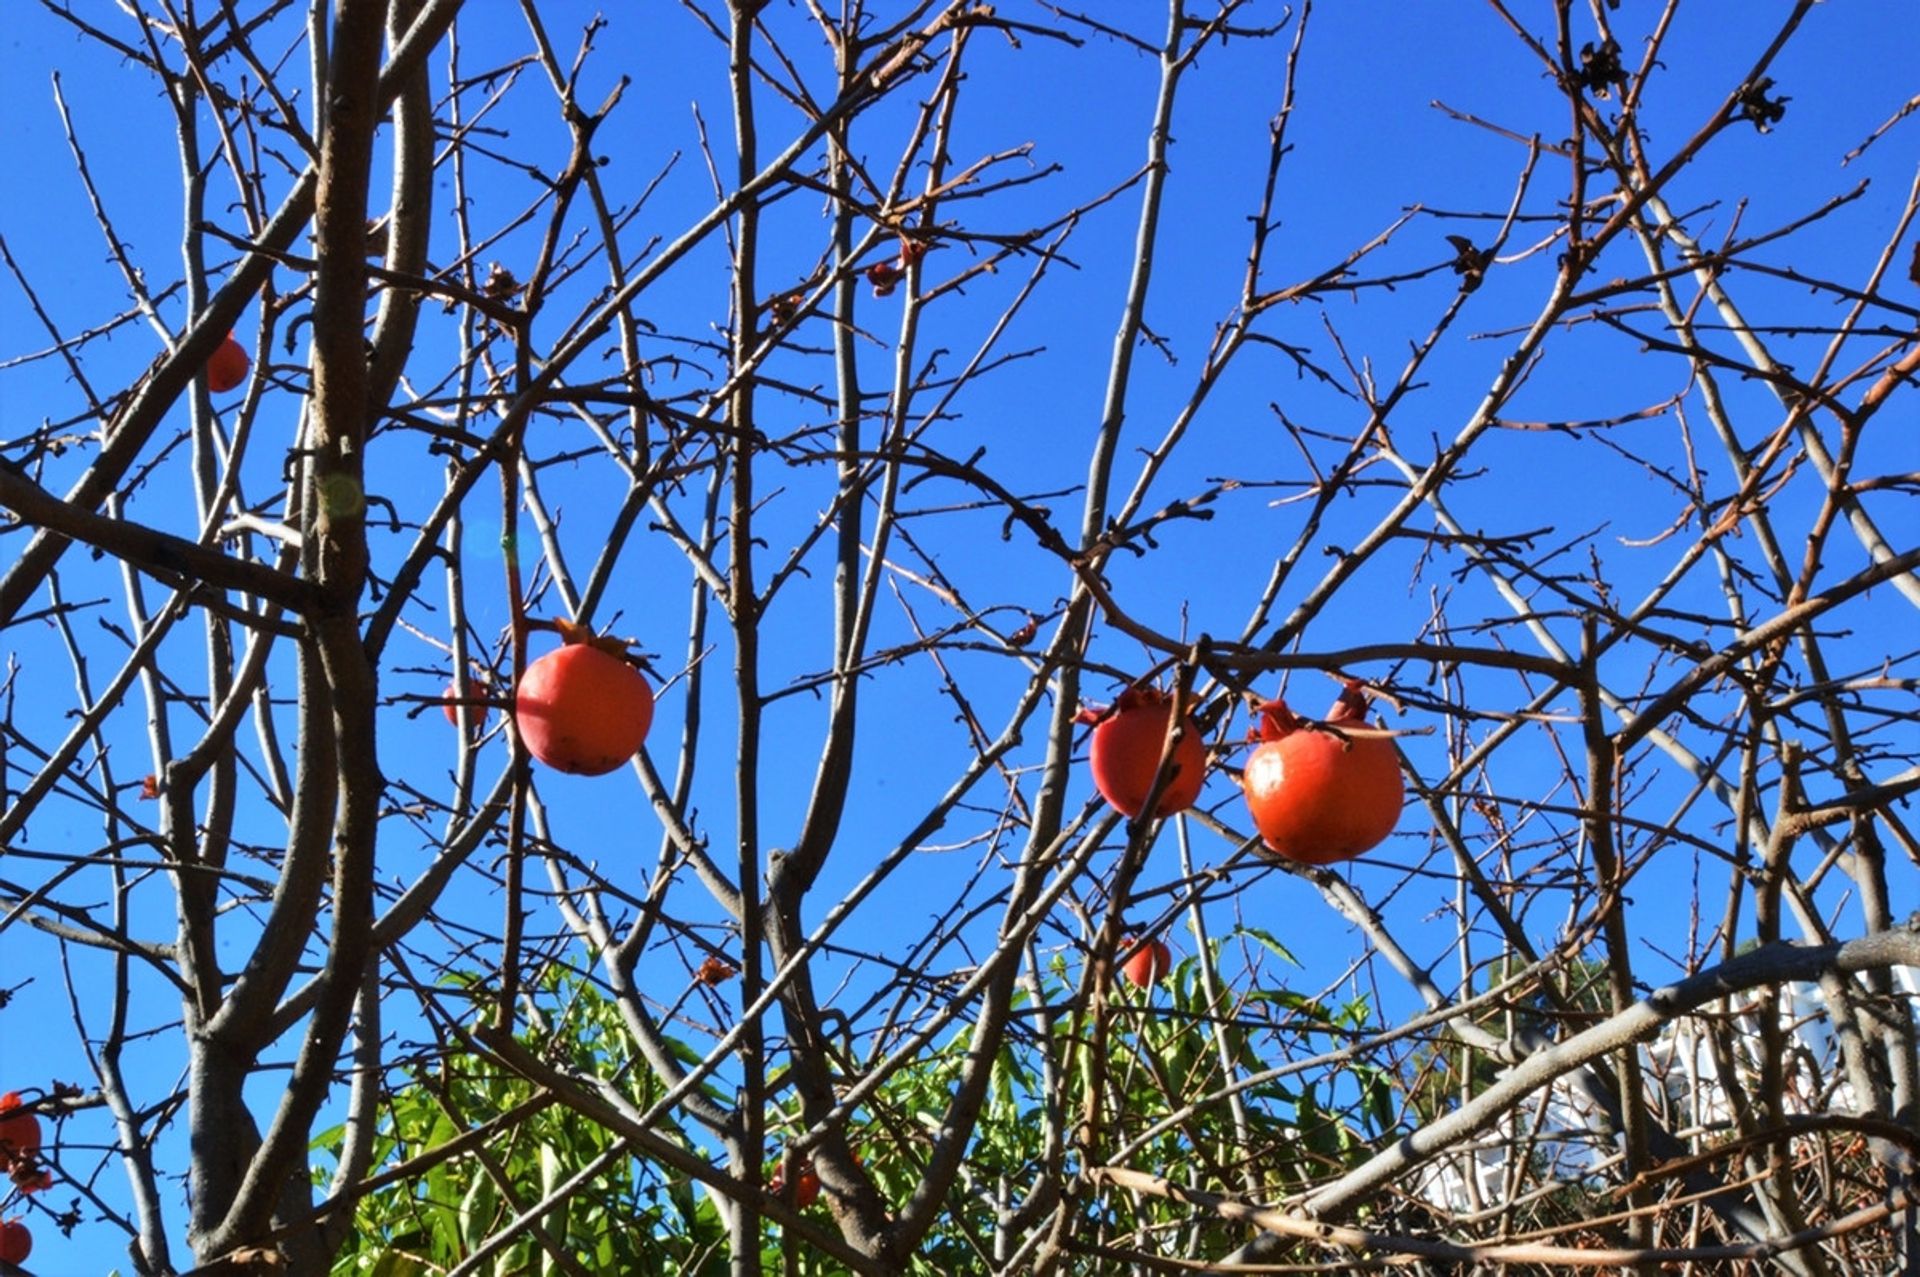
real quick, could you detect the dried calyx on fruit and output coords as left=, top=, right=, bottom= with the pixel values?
left=1076, top=685, right=1208, bottom=819
left=1241, top=680, right=1404, bottom=865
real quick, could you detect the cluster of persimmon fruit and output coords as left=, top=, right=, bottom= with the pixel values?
left=0, top=1092, right=50, bottom=1264
left=1081, top=679, right=1406, bottom=986
left=1078, top=679, right=1404, bottom=860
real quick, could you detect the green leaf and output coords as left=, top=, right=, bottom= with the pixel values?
left=460, top=1169, right=499, bottom=1252
left=369, top=1252, right=431, bottom=1277
left=1234, top=926, right=1299, bottom=968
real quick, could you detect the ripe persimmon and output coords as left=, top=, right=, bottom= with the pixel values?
left=0, top=1218, right=30, bottom=1264
left=206, top=333, right=250, bottom=393
left=1243, top=681, right=1403, bottom=865
left=1077, top=686, right=1207, bottom=819
left=1119, top=935, right=1171, bottom=988
left=0, top=1095, right=39, bottom=1174
left=514, top=641, right=653, bottom=775
left=442, top=675, right=485, bottom=732
left=769, top=1155, right=820, bottom=1208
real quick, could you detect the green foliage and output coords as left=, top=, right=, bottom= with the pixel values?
left=324, top=931, right=1401, bottom=1271
left=317, top=971, right=727, bottom=1275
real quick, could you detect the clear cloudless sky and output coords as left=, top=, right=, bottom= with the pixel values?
left=3, top=2, right=1916, bottom=1271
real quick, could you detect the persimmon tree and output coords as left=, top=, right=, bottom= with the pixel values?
left=2, top=1, right=1918, bottom=1274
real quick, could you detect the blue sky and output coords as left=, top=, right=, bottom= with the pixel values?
left=3, top=2, right=1918, bottom=1271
